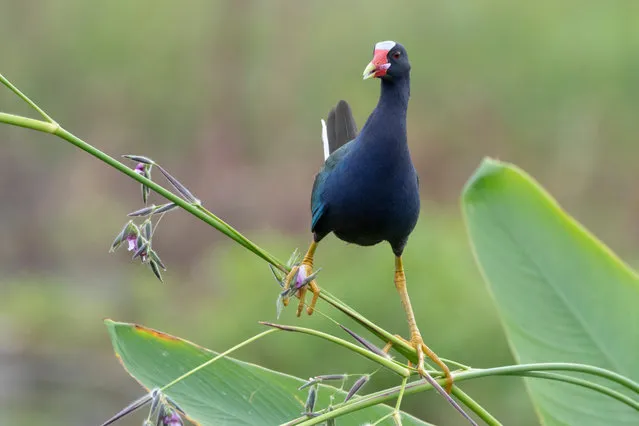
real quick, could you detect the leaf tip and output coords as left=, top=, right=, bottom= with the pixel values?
left=462, top=157, right=510, bottom=202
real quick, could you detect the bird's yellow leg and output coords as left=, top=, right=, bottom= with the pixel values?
left=394, top=256, right=453, bottom=393
left=282, top=241, right=320, bottom=316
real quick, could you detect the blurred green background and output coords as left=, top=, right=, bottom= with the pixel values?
left=2, top=1, right=639, bottom=425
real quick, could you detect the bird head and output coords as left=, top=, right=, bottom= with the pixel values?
left=362, top=41, right=410, bottom=81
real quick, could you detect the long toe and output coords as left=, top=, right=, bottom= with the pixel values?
left=411, top=336, right=453, bottom=394
left=281, top=266, right=301, bottom=307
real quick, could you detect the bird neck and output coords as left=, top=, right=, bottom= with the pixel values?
left=378, top=75, right=410, bottom=116
left=360, top=75, right=411, bottom=149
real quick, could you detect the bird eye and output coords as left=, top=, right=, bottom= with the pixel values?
left=392, top=51, right=401, bottom=59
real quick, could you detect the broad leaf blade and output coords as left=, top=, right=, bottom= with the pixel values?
left=462, top=158, right=639, bottom=425
left=105, top=320, right=432, bottom=426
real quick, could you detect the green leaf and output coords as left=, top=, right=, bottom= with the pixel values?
left=105, top=320, right=433, bottom=426
left=462, top=158, right=639, bottom=425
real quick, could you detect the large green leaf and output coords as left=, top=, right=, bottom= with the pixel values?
left=462, top=159, right=639, bottom=425
left=105, top=320, right=432, bottom=426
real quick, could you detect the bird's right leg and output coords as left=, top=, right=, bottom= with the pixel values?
left=282, top=241, right=320, bottom=316
left=394, top=256, right=453, bottom=393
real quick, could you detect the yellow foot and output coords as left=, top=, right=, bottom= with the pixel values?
left=282, top=262, right=320, bottom=317
left=412, top=335, right=453, bottom=394
left=384, top=334, right=453, bottom=394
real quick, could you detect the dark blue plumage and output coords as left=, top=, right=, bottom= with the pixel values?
left=310, top=42, right=419, bottom=257
left=284, top=41, right=454, bottom=397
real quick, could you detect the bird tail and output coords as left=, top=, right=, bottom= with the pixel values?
left=321, top=100, right=358, bottom=160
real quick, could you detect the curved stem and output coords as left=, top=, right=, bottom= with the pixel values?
left=469, top=363, right=639, bottom=394
left=0, top=79, right=532, bottom=426
left=516, top=371, right=639, bottom=411
left=293, top=362, right=639, bottom=425
left=0, top=107, right=287, bottom=271
left=0, top=105, right=497, bottom=422
left=260, top=322, right=410, bottom=377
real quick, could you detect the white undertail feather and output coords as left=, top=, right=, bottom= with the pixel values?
left=321, top=119, right=329, bottom=160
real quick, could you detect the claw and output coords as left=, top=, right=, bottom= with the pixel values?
left=280, top=262, right=320, bottom=316
left=411, top=336, right=453, bottom=394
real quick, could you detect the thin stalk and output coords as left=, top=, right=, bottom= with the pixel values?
left=0, top=106, right=496, bottom=422
left=318, top=289, right=498, bottom=424
left=0, top=78, right=516, bottom=425
left=0, top=73, right=56, bottom=123
left=58, top=126, right=288, bottom=271
left=516, top=371, right=639, bottom=411
left=260, top=322, right=410, bottom=377
left=391, top=376, right=409, bottom=425
left=452, top=389, right=501, bottom=426
left=160, top=329, right=278, bottom=392
left=293, top=362, right=639, bottom=425
left=0, top=112, right=57, bottom=133
left=469, top=363, right=639, bottom=394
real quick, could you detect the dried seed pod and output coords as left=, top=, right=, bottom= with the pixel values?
left=304, top=385, right=317, bottom=414
left=153, top=202, right=178, bottom=215
left=344, top=375, right=369, bottom=403
left=150, top=250, right=166, bottom=271
left=158, top=165, right=199, bottom=204
left=150, top=260, right=163, bottom=282
left=315, top=374, right=347, bottom=382
left=100, top=390, right=155, bottom=426
left=123, top=155, right=155, bottom=165
left=165, top=396, right=186, bottom=414
left=298, top=378, right=317, bottom=390
left=109, top=227, right=127, bottom=252
left=143, top=221, right=153, bottom=240
left=340, top=325, right=391, bottom=359
left=128, top=205, right=157, bottom=217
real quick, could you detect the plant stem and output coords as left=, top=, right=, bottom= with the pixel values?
left=160, top=329, right=278, bottom=393
left=452, top=389, right=501, bottom=426
left=1, top=115, right=288, bottom=271
left=472, top=363, right=639, bottom=394
left=0, top=78, right=555, bottom=426
left=293, top=362, right=639, bottom=425
left=0, top=105, right=497, bottom=423
left=260, top=322, right=410, bottom=377
left=318, top=289, right=499, bottom=424
left=517, top=371, right=639, bottom=411
left=0, top=112, right=58, bottom=133
left=0, top=73, right=56, bottom=123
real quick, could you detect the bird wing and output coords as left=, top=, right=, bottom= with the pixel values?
left=311, top=101, right=359, bottom=232
left=321, top=100, right=358, bottom=160
left=311, top=141, right=353, bottom=232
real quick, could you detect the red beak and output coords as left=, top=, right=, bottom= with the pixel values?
left=363, top=49, right=391, bottom=79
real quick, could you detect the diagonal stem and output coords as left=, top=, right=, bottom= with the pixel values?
left=0, top=76, right=498, bottom=424
left=0, top=73, right=57, bottom=123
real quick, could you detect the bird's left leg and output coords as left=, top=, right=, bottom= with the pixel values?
left=282, top=241, right=320, bottom=316
left=394, top=256, right=453, bottom=393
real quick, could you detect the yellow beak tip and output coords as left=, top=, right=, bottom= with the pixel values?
left=362, top=62, right=376, bottom=80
